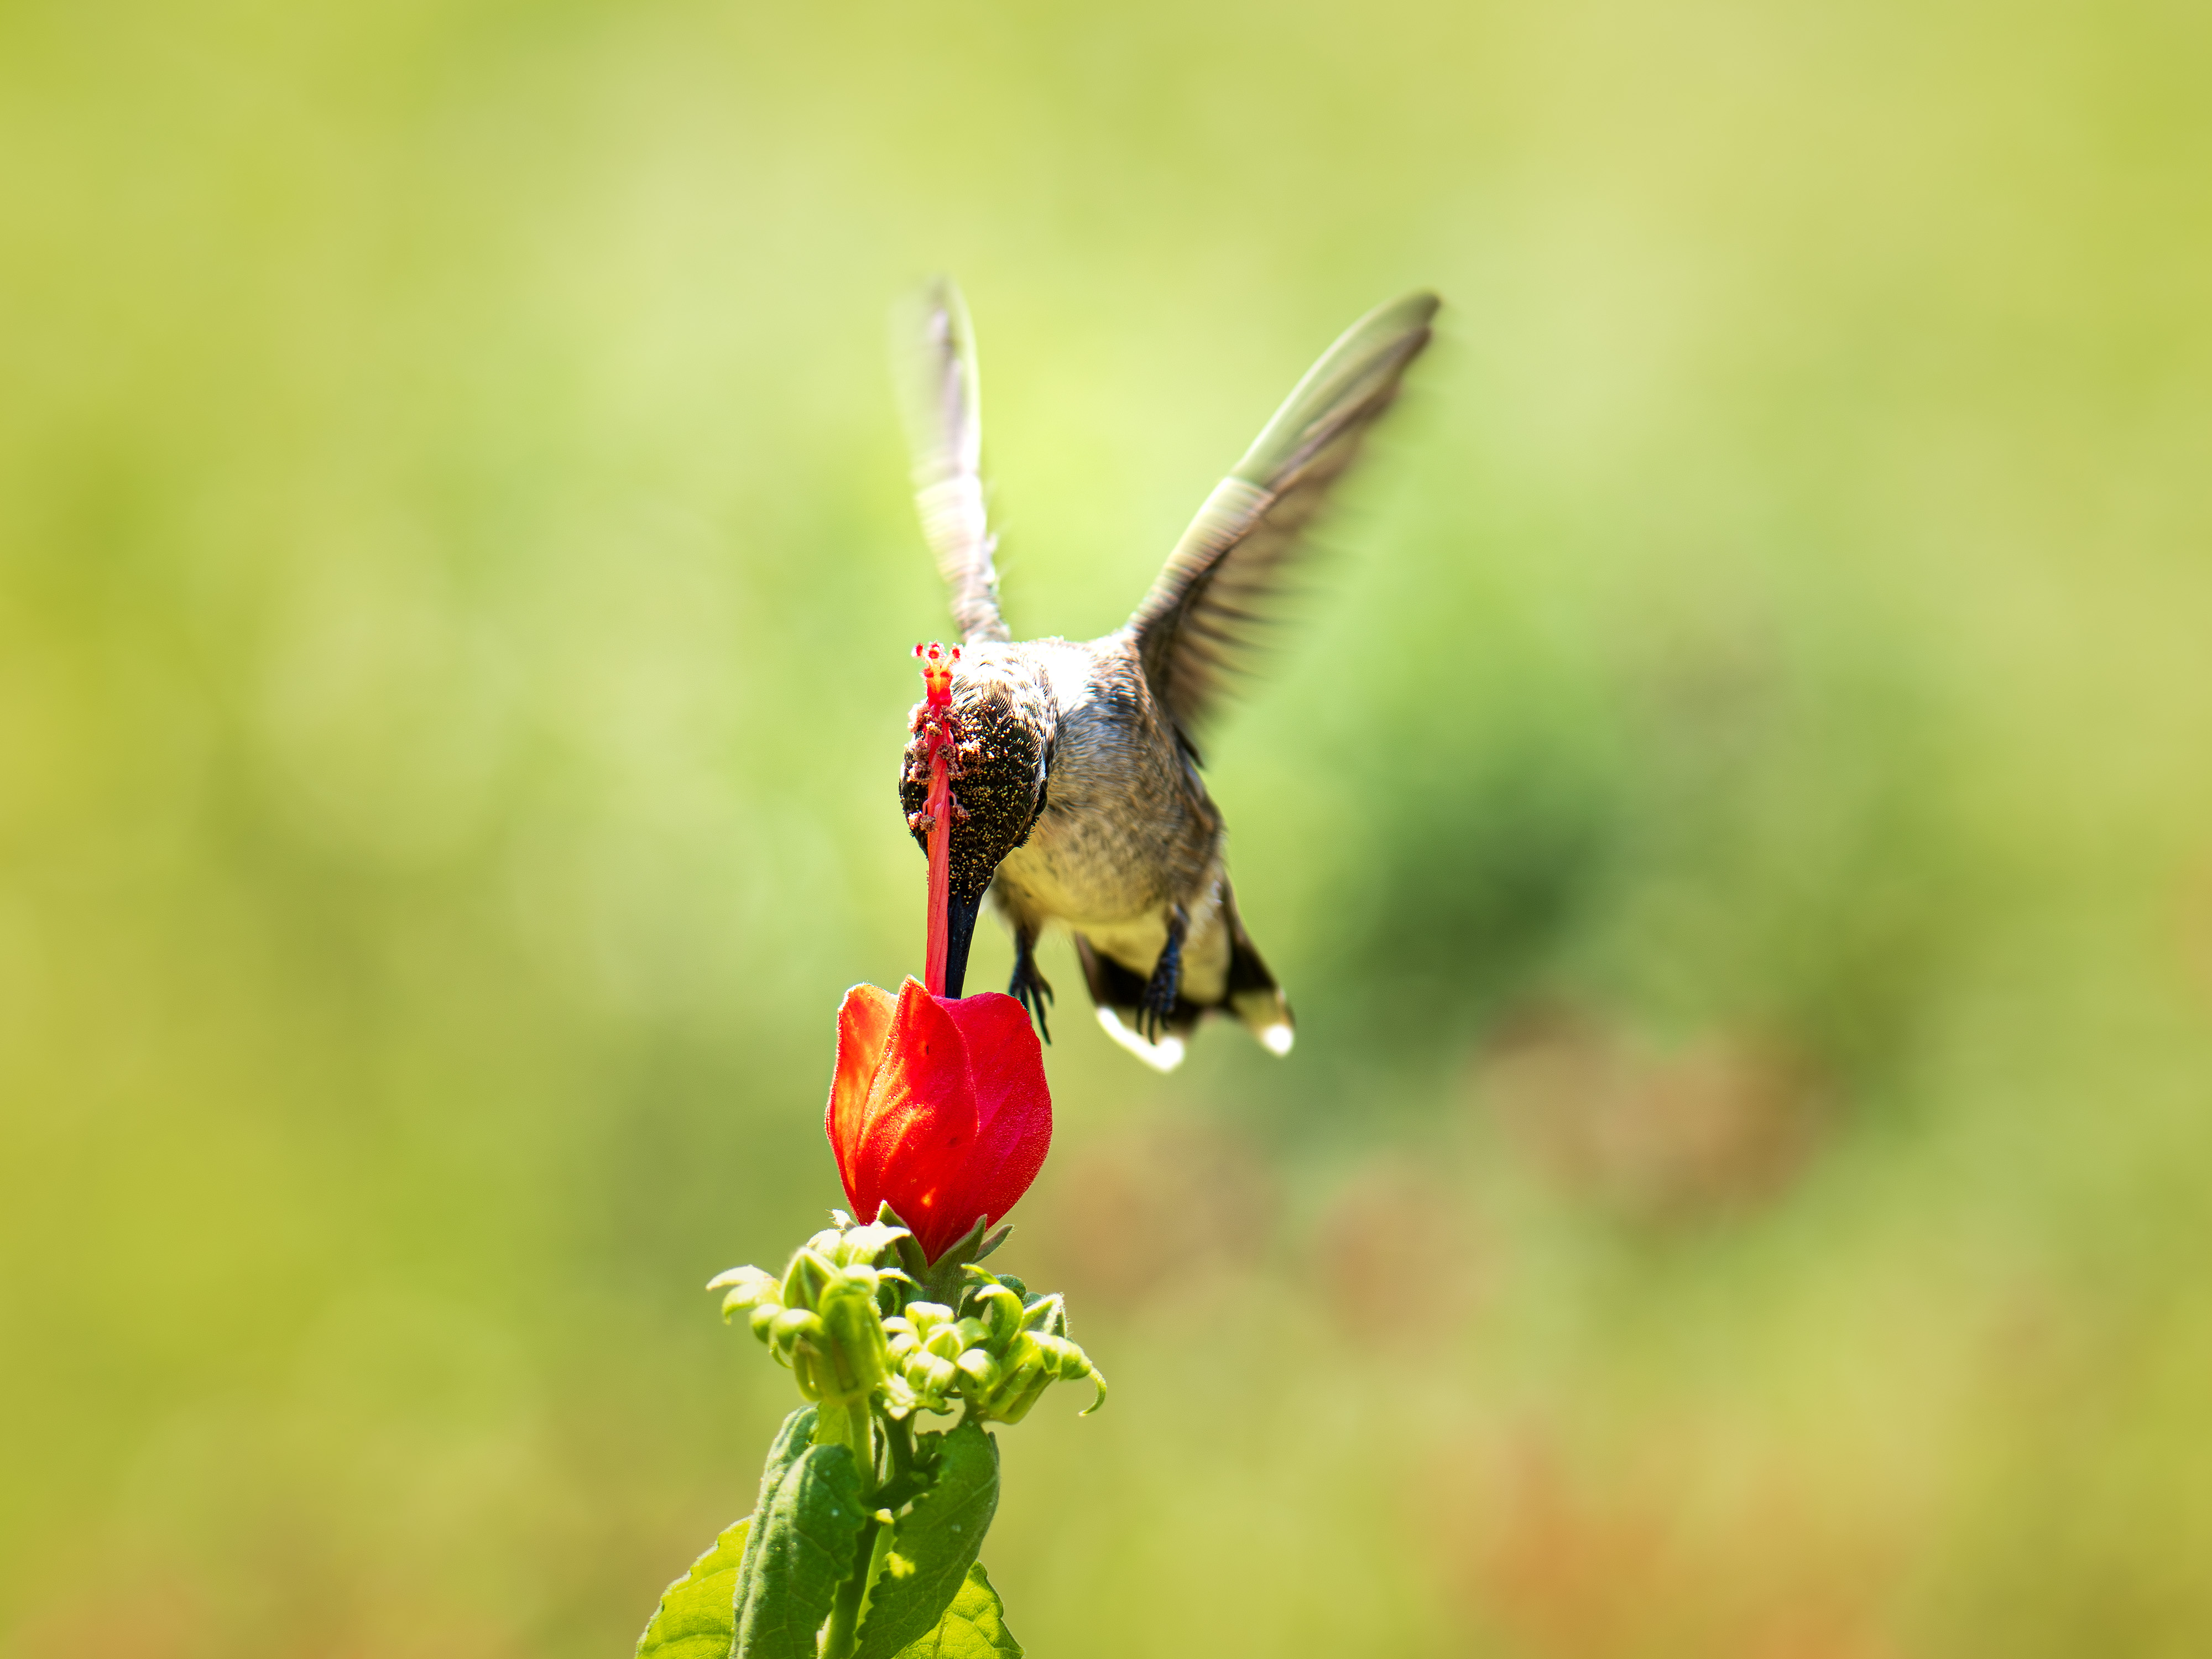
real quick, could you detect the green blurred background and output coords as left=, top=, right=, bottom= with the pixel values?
left=6, top=1, right=2212, bottom=1653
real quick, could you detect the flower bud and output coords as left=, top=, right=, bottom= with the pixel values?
left=813, top=1272, right=891, bottom=1401
left=960, top=1272, right=1026, bottom=1346
left=782, top=1248, right=834, bottom=1312
left=708, top=1265, right=783, bottom=1335
left=898, top=1349, right=957, bottom=1416
left=772, top=1305, right=823, bottom=1348
left=976, top=1346, right=1051, bottom=1424
left=881, top=1373, right=919, bottom=1418
left=836, top=1217, right=914, bottom=1272
left=962, top=1321, right=1107, bottom=1422
left=1019, top=1291, right=1069, bottom=1340
left=708, top=1262, right=773, bottom=1297
left=930, top=1349, right=965, bottom=1393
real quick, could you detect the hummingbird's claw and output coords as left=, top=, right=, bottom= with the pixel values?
left=1137, top=910, right=1187, bottom=1044
left=1009, top=938, right=1054, bottom=1045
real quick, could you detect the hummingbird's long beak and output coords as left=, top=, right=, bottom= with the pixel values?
left=942, top=888, right=985, bottom=999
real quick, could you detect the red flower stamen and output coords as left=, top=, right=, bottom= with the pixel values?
left=912, top=641, right=962, bottom=997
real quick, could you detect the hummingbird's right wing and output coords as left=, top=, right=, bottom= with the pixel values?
left=892, top=277, right=1011, bottom=644
left=1131, top=290, right=1438, bottom=738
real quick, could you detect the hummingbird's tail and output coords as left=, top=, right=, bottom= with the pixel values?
left=1074, top=884, right=1294, bottom=1071
left=1222, top=910, right=1296, bottom=1057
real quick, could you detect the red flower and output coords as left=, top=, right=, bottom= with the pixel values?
left=826, top=977, right=1052, bottom=1262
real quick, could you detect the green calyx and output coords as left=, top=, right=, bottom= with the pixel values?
left=709, top=1214, right=913, bottom=1414
left=707, top=1207, right=1105, bottom=1430
left=885, top=1270, right=1105, bottom=1423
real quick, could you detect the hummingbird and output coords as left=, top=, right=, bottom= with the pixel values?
left=894, top=282, right=1438, bottom=1071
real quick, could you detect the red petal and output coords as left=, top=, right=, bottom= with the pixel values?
left=825, top=983, right=898, bottom=1213
left=852, top=979, right=978, bottom=1255
left=936, top=992, right=1052, bottom=1250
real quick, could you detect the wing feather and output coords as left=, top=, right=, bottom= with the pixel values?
left=1131, top=291, right=1438, bottom=734
left=893, top=277, right=1010, bottom=644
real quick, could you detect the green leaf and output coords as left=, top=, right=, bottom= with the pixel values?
left=634, top=1406, right=820, bottom=1659
left=731, top=1407, right=819, bottom=1624
left=853, top=1421, right=1000, bottom=1659
left=889, top=1563, right=1022, bottom=1659
left=634, top=1516, right=750, bottom=1659
left=734, top=1437, right=869, bottom=1659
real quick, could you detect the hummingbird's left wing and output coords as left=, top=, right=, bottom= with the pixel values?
left=892, top=277, right=1011, bottom=644
left=1131, top=290, right=1438, bottom=738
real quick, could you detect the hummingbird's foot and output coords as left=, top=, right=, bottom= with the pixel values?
left=1009, top=930, right=1054, bottom=1044
left=1138, top=908, right=1187, bottom=1044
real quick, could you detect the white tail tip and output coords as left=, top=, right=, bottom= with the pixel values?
left=1258, top=1022, right=1295, bottom=1056
left=1096, top=1007, right=1186, bottom=1072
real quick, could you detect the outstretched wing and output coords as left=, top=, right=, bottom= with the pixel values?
left=891, top=277, right=1010, bottom=644
left=1131, top=291, right=1438, bottom=736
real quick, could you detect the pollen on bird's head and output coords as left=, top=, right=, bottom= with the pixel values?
left=898, top=658, right=1048, bottom=895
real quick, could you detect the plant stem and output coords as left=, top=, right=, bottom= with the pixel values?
left=819, top=1518, right=879, bottom=1659
left=885, top=1411, right=915, bottom=1487
left=819, top=1403, right=890, bottom=1659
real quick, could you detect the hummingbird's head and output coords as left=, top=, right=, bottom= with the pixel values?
left=899, top=647, right=1052, bottom=997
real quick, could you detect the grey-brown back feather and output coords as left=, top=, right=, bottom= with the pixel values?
left=1131, top=291, right=1439, bottom=735
left=893, top=277, right=1010, bottom=644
